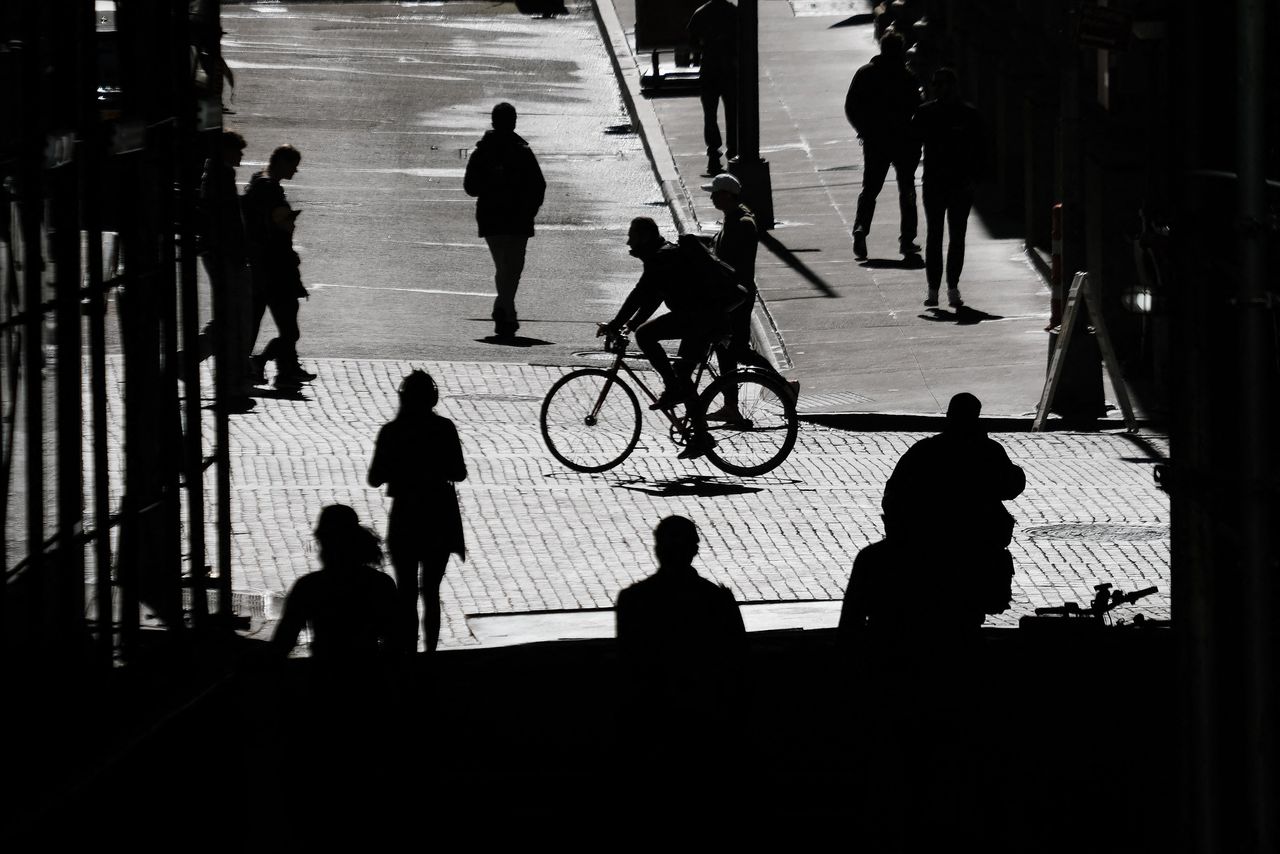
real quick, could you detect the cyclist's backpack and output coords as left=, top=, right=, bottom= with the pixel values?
left=677, top=233, right=748, bottom=311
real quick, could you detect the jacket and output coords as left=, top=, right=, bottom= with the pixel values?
left=844, top=54, right=922, bottom=147
left=463, top=129, right=546, bottom=238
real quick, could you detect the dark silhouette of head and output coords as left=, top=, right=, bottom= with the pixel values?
left=313, top=504, right=383, bottom=571
left=944, top=392, right=982, bottom=434
left=932, top=67, right=960, bottom=101
left=879, top=31, right=905, bottom=64
left=268, top=144, right=301, bottom=179
left=492, top=102, right=517, bottom=132
left=627, top=216, right=662, bottom=258
left=654, top=515, right=699, bottom=569
left=397, top=369, right=439, bottom=419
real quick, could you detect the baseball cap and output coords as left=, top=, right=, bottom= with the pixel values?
left=700, top=173, right=742, bottom=195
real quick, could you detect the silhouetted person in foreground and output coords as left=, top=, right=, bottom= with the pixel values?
left=615, top=516, right=747, bottom=815
left=244, top=143, right=316, bottom=388
left=837, top=520, right=996, bottom=851
left=688, top=0, right=739, bottom=176
left=846, top=31, right=923, bottom=261
left=881, top=391, right=1023, bottom=616
left=270, top=505, right=405, bottom=841
left=272, top=504, right=400, bottom=663
left=464, top=102, right=546, bottom=339
left=369, top=370, right=467, bottom=653
left=913, top=67, right=984, bottom=308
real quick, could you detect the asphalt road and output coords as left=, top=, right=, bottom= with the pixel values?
left=221, top=0, right=663, bottom=363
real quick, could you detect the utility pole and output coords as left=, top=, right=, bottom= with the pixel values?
left=729, top=0, right=773, bottom=230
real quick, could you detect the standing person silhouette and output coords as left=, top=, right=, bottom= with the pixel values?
left=368, top=370, right=467, bottom=653
left=912, top=67, right=984, bottom=308
left=687, top=0, right=739, bottom=176
left=845, top=31, right=923, bottom=262
left=464, top=102, right=546, bottom=339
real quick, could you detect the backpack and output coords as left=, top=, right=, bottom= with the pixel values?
left=677, top=233, right=748, bottom=312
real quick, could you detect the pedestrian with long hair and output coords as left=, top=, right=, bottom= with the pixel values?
left=368, top=370, right=467, bottom=652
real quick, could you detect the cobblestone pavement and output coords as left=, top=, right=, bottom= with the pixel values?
left=193, top=356, right=1170, bottom=650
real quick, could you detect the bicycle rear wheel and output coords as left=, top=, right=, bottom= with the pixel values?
left=698, top=372, right=798, bottom=476
left=540, top=368, right=642, bottom=472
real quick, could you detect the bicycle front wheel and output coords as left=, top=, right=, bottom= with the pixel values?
left=540, top=368, right=642, bottom=473
left=698, top=372, right=798, bottom=476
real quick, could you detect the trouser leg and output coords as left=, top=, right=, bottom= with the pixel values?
left=945, top=188, right=974, bottom=286
left=923, top=183, right=947, bottom=290
left=893, top=148, right=921, bottom=244
left=722, top=87, right=738, bottom=161
left=700, top=88, right=723, bottom=160
left=634, top=312, right=684, bottom=387
left=854, top=142, right=891, bottom=236
left=388, top=539, right=421, bottom=652
left=487, top=234, right=527, bottom=331
left=263, top=295, right=300, bottom=370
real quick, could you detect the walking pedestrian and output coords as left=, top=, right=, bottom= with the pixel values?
left=687, top=0, right=739, bottom=176
left=463, top=102, right=546, bottom=339
left=197, top=129, right=256, bottom=412
left=912, top=67, right=983, bottom=307
left=845, top=32, right=923, bottom=261
left=243, top=143, right=315, bottom=388
left=368, top=369, right=467, bottom=653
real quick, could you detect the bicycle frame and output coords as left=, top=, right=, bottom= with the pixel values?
left=591, top=336, right=718, bottom=443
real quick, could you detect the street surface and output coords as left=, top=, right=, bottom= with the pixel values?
left=140, top=1, right=1169, bottom=649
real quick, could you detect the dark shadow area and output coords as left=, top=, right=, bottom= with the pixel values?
left=641, top=86, right=701, bottom=100
left=11, top=626, right=1175, bottom=846
left=477, top=334, right=554, bottom=348
left=971, top=184, right=1028, bottom=241
left=248, top=386, right=310, bottom=401
left=467, top=316, right=597, bottom=325
left=759, top=232, right=839, bottom=297
left=615, top=474, right=764, bottom=497
left=830, top=13, right=876, bottom=28
left=861, top=254, right=925, bottom=269
left=1118, top=432, right=1170, bottom=462
left=514, top=0, right=568, bottom=17
left=802, top=411, right=1036, bottom=433
left=920, top=305, right=1005, bottom=325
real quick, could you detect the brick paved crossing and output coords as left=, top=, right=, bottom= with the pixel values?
left=193, top=356, right=1170, bottom=650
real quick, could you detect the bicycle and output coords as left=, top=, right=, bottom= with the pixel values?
left=539, top=328, right=798, bottom=476
left=1018, top=582, right=1168, bottom=631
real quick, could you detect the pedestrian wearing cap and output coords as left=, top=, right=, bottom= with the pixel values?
left=844, top=32, right=923, bottom=261
left=700, top=173, right=787, bottom=417
left=464, top=102, right=547, bottom=338
left=687, top=0, right=739, bottom=177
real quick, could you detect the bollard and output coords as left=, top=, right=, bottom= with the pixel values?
left=1047, top=203, right=1063, bottom=330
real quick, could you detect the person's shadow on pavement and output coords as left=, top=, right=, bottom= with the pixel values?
left=476, top=334, right=553, bottom=347
left=920, top=305, right=1004, bottom=325
left=860, top=255, right=925, bottom=270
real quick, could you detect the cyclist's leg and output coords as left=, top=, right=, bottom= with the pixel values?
left=634, top=313, right=681, bottom=385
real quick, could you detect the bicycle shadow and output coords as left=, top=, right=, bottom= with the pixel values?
left=614, top=475, right=763, bottom=498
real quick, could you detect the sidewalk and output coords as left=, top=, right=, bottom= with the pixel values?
left=599, top=0, right=1114, bottom=419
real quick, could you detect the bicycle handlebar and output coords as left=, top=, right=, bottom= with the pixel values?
left=1033, top=585, right=1159, bottom=619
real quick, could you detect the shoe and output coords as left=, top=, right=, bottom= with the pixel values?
left=249, top=355, right=267, bottom=385
left=273, top=374, right=302, bottom=390
left=923, top=289, right=939, bottom=307
left=704, top=405, right=746, bottom=424
left=706, top=158, right=723, bottom=177
left=900, top=240, right=922, bottom=255
left=947, top=287, right=964, bottom=307
left=649, top=384, right=692, bottom=411
left=677, top=432, right=716, bottom=460
left=280, top=366, right=316, bottom=382
left=852, top=231, right=868, bottom=261
left=494, top=323, right=519, bottom=339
